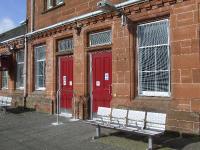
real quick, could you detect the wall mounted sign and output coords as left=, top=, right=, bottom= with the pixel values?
left=69, top=81, right=73, bottom=86
left=63, top=76, right=67, bottom=86
left=104, top=73, right=109, bottom=80
left=96, top=81, right=100, bottom=87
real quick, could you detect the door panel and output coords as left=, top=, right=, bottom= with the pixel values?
left=60, top=56, right=73, bottom=110
left=92, top=52, right=112, bottom=112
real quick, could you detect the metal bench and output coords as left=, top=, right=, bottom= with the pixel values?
left=86, top=107, right=166, bottom=150
left=0, top=96, right=12, bottom=112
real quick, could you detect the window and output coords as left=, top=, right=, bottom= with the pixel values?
left=46, top=0, right=64, bottom=10
left=56, top=0, right=64, bottom=5
left=58, top=37, right=73, bottom=52
left=137, top=19, right=170, bottom=97
left=2, top=71, right=8, bottom=89
left=16, top=50, right=24, bottom=89
left=47, top=0, right=53, bottom=9
left=89, top=30, right=112, bottom=47
left=34, top=45, right=46, bottom=90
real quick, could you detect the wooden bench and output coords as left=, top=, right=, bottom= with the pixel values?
left=0, top=96, right=12, bottom=112
left=86, top=107, right=166, bottom=150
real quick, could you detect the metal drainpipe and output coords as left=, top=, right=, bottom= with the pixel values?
left=23, top=0, right=34, bottom=108
left=23, top=34, right=27, bottom=108
left=31, top=0, right=35, bottom=32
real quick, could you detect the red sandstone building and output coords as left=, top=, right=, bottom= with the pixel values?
left=0, top=0, right=200, bottom=134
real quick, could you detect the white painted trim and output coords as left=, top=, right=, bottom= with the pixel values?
left=35, top=87, right=46, bottom=91
left=140, top=91, right=170, bottom=97
left=17, top=87, right=24, bottom=90
left=137, top=19, right=169, bottom=27
left=26, top=0, right=144, bottom=37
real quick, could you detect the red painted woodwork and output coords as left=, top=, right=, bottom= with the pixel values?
left=0, top=57, right=10, bottom=70
left=60, top=56, right=73, bottom=110
left=92, top=52, right=112, bottom=112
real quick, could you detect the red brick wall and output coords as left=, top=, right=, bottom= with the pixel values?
left=25, top=0, right=200, bottom=134
left=0, top=39, right=25, bottom=106
left=27, top=0, right=127, bottom=31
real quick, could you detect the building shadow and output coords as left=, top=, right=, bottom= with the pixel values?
left=105, top=131, right=200, bottom=150
left=3, top=107, right=35, bottom=114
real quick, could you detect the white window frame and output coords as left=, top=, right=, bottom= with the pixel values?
left=47, top=0, right=53, bottom=9
left=56, top=0, right=64, bottom=5
left=16, top=50, right=24, bottom=90
left=137, top=19, right=171, bottom=97
left=89, top=30, right=112, bottom=47
left=2, top=71, right=8, bottom=89
left=34, top=45, right=46, bottom=91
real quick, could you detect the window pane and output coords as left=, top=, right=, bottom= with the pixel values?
left=156, top=71, right=169, bottom=92
left=16, top=64, right=24, bottom=88
left=37, top=61, right=45, bottom=76
left=89, top=30, right=112, bottom=47
left=17, top=50, right=24, bottom=62
left=2, top=71, right=8, bottom=89
left=138, top=20, right=168, bottom=47
left=139, top=47, right=155, bottom=71
left=36, top=46, right=45, bottom=60
left=156, top=46, right=169, bottom=71
left=140, top=72, right=156, bottom=92
left=47, top=0, right=53, bottom=9
left=56, top=0, right=63, bottom=5
left=58, top=38, right=73, bottom=52
left=38, top=76, right=45, bottom=88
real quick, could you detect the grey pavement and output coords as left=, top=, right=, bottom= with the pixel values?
left=0, top=109, right=200, bottom=150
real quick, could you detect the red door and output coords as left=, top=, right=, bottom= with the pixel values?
left=92, top=52, right=112, bottom=112
left=60, top=56, right=73, bottom=110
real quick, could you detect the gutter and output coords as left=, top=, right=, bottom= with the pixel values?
left=26, top=0, right=145, bottom=37
left=0, top=35, right=25, bottom=44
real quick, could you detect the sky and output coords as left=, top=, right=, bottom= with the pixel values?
left=0, top=0, right=26, bottom=34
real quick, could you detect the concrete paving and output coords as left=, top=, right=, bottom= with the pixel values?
left=0, top=109, right=199, bottom=150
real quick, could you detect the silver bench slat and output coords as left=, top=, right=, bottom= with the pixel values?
left=0, top=96, right=12, bottom=108
left=110, top=108, right=127, bottom=128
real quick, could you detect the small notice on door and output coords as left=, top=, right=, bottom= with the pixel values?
left=96, top=81, right=100, bottom=87
left=69, top=81, right=73, bottom=86
left=104, top=73, right=109, bottom=80
left=63, top=76, right=67, bottom=86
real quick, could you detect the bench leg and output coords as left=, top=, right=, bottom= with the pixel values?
left=96, top=125, right=101, bottom=138
left=147, top=136, right=153, bottom=150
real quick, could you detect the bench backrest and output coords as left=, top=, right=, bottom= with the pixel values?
left=97, top=107, right=111, bottom=122
left=146, top=112, right=166, bottom=131
left=111, top=108, right=127, bottom=125
left=0, top=96, right=12, bottom=106
left=0, top=96, right=3, bottom=101
left=127, top=110, right=146, bottom=129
